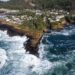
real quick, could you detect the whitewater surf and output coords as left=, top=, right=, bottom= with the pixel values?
left=0, top=24, right=75, bottom=75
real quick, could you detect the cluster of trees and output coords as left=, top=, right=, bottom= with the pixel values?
left=0, top=0, right=73, bottom=11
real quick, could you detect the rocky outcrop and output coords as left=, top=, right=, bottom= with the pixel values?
left=0, top=23, right=43, bottom=56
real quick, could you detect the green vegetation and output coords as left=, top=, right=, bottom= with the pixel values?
left=0, top=0, right=26, bottom=9
left=0, top=0, right=73, bottom=11
left=36, top=0, right=72, bottom=11
left=18, top=16, right=46, bottom=31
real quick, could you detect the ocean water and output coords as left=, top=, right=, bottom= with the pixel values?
left=0, top=24, right=75, bottom=75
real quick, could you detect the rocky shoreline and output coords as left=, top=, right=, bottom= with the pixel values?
left=0, top=23, right=43, bottom=56
left=0, top=15, right=73, bottom=56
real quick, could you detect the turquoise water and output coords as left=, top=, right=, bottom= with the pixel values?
left=0, top=24, right=75, bottom=75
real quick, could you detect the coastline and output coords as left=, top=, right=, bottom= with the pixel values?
left=0, top=15, right=70, bottom=56
left=0, top=23, right=44, bottom=56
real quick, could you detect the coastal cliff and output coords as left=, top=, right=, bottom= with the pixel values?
left=0, top=14, right=69, bottom=55
left=0, top=21, right=44, bottom=55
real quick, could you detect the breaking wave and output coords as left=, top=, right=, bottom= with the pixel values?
left=0, top=24, right=75, bottom=75
left=0, top=30, right=53, bottom=75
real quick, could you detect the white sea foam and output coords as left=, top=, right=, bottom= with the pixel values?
left=0, top=48, right=7, bottom=69
left=50, top=31, right=69, bottom=36
left=0, top=26, right=75, bottom=75
left=1, top=27, right=74, bottom=75
left=0, top=30, right=53, bottom=75
left=50, top=28, right=75, bottom=36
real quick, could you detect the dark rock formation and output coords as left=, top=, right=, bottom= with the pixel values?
left=0, top=24, right=40, bottom=56
left=24, top=39, right=39, bottom=56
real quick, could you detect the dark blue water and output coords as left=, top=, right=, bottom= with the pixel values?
left=0, top=24, right=75, bottom=75
left=39, top=24, right=75, bottom=75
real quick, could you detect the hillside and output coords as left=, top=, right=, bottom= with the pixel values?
left=0, top=0, right=73, bottom=11
left=0, top=0, right=35, bottom=9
